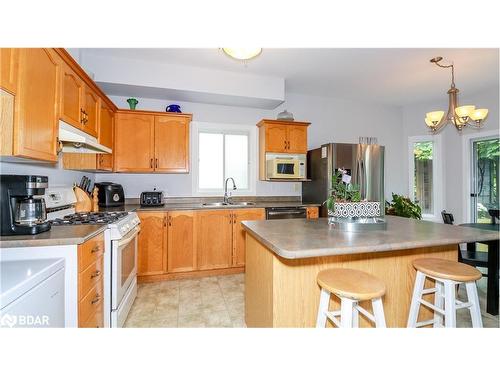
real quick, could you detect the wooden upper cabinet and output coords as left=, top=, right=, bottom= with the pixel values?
left=97, top=101, right=114, bottom=171
left=99, top=102, right=113, bottom=149
left=83, top=85, right=99, bottom=137
left=113, top=111, right=191, bottom=173
left=258, top=119, right=309, bottom=154
left=154, top=115, right=190, bottom=173
left=137, top=211, right=166, bottom=276
left=264, top=123, right=288, bottom=153
left=232, top=208, right=265, bottom=267
left=114, top=113, right=155, bottom=172
left=167, top=211, right=196, bottom=273
left=196, top=210, right=233, bottom=270
left=13, top=49, right=60, bottom=162
left=0, top=48, right=19, bottom=94
left=287, top=125, right=308, bottom=153
left=60, top=62, right=84, bottom=129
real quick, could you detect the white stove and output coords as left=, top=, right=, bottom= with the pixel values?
left=42, top=186, right=140, bottom=328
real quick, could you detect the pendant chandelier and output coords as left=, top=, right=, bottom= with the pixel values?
left=222, top=48, right=262, bottom=61
left=425, top=57, right=488, bottom=133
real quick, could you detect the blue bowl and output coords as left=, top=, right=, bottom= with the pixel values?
left=166, top=104, right=181, bottom=113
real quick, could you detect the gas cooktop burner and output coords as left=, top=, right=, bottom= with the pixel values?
left=50, top=211, right=129, bottom=226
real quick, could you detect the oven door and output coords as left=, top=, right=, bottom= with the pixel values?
left=111, top=225, right=139, bottom=310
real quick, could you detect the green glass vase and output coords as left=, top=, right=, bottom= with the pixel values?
left=127, top=98, right=138, bottom=110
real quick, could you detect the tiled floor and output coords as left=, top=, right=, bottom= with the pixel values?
left=124, top=273, right=499, bottom=328
left=456, top=277, right=499, bottom=328
left=124, top=274, right=245, bottom=328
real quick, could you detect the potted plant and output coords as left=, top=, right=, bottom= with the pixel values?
left=326, top=170, right=381, bottom=220
left=385, top=193, right=422, bottom=219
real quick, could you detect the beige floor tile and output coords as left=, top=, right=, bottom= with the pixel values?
left=178, top=312, right=206, bottom=328
left=178, top=278, right=201, bottom=289
left=153, top=304, right=179, bottom=321
left=178, top=298, right=203, bottom=316
left=150, top=316, right=178, bottom=328
left=205, top=309, right=232, bottom=328
left=230, top=316, right=247, bottom=328
left=124, top=316, right=151, bottom=328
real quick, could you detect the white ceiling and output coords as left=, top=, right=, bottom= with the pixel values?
left=82, top=48, right=499, bottom=106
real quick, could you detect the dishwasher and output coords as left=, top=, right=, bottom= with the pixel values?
left=265, top=207, right=307, bottom=220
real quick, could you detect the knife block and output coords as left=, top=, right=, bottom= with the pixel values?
left=74, top=186, right=92, bottom=213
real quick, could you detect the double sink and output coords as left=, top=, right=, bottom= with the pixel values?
left=202, top=201, right=255, bottom=207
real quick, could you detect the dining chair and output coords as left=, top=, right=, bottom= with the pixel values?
left=441, top=210, right=488, bottom=276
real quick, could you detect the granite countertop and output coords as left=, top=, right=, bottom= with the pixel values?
left=241, top=216, right=500, bottom=260
left=0, top=225, right=107, bottom=249
left=100, top=201, right=321, bottom=212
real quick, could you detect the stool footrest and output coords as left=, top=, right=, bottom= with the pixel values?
left=324, top=311, right=341, bottom=327
left=455, top=300, right=472, bottom=310
left=415, top=319, right=439, bottom=328
left=421, top=287, right=437, bottom=295
left=418, top=298, right=445, bottom=316
left=355, top=304, right=375, bottom=323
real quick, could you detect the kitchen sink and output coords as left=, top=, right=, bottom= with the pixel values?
left=201, top=201, right=256, bottom=207
left=202, top=202, right=229, bottom=207
left=231, top=202, right=255, bottom=206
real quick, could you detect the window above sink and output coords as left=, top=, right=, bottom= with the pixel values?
left=192, top=122, right=257, bottom=196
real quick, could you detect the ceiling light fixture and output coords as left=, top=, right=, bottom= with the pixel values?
left=222, top=48, right=262, bottom=61
left=424, top=56, right=488, bottom=133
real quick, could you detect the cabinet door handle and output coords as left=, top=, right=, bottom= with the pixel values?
left=163, top=216, right=167, bottom=227
left=169, top=216, right=172, bottom=226
left=91, top=270, right=101, bottom=279
left=91, top=246, right=100, bottom=253
left=284, top=140, right=287, bottom=150
left=155, top=158, right=158, bottom=168
left=91, top=294, right=101, bottom=305
left=287, top=141, right=290, bottom=149
left=150, top=158, right=153, bottom=168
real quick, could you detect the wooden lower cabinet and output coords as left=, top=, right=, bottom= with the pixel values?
left=196, top=210, right=233, bottom=270
left=232, top=208, right=265, bottom=267
left=167, top=211, right=196, bottom=273
left=137, top=208, right=265, bottom=282
left=137, top=211, right=167, bottom=276
left=77, top=233, right=104, bottom=328
left=306, top=206, right=319, bottom=219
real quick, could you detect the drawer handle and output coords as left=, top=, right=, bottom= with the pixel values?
left=91, top=246, right=100, bottom=253
left=90, top=270, right=101, bottom=279
left=91, top=294, right=101, bottom=305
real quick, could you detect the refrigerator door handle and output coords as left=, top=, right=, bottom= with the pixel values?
left=358, top=158, right=365, bottom=198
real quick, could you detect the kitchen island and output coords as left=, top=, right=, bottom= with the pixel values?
left=242, top=216, right=499, bottom=327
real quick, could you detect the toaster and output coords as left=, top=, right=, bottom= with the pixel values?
left=94, top=182, right=125, bottom=207
left=140, top=191, right=164, bottom=207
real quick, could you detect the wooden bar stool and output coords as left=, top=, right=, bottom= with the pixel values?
left=316, top=268, right=387, bottom=328
left=407, top=258, right=483, bottom=328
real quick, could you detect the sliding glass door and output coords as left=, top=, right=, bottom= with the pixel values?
left=470, top=137, right=499, bottom=223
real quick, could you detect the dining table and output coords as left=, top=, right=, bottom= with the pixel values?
left=458, top=223, right=499, bottom=316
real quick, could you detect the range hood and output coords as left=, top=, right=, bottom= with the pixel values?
left=59, top=121, right=111, bottom=153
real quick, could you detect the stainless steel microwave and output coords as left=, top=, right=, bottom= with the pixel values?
left=266, top=153, right=306, bottom=179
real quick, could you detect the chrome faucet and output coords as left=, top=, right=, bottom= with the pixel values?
left=223, top=177, right=237, bottom=204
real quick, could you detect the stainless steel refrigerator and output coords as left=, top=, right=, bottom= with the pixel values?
left=302, top=143, right=385, bottom=217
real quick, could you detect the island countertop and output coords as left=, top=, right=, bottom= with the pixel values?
left=0, top=225, right=107, bottom=249
left=241, top=216, right=500, bottom=259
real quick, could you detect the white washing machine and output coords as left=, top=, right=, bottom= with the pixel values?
left=0, top=258, right=65, bottom=328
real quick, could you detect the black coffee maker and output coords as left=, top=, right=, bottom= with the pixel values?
left=0, top=175, right=51, bottom=236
